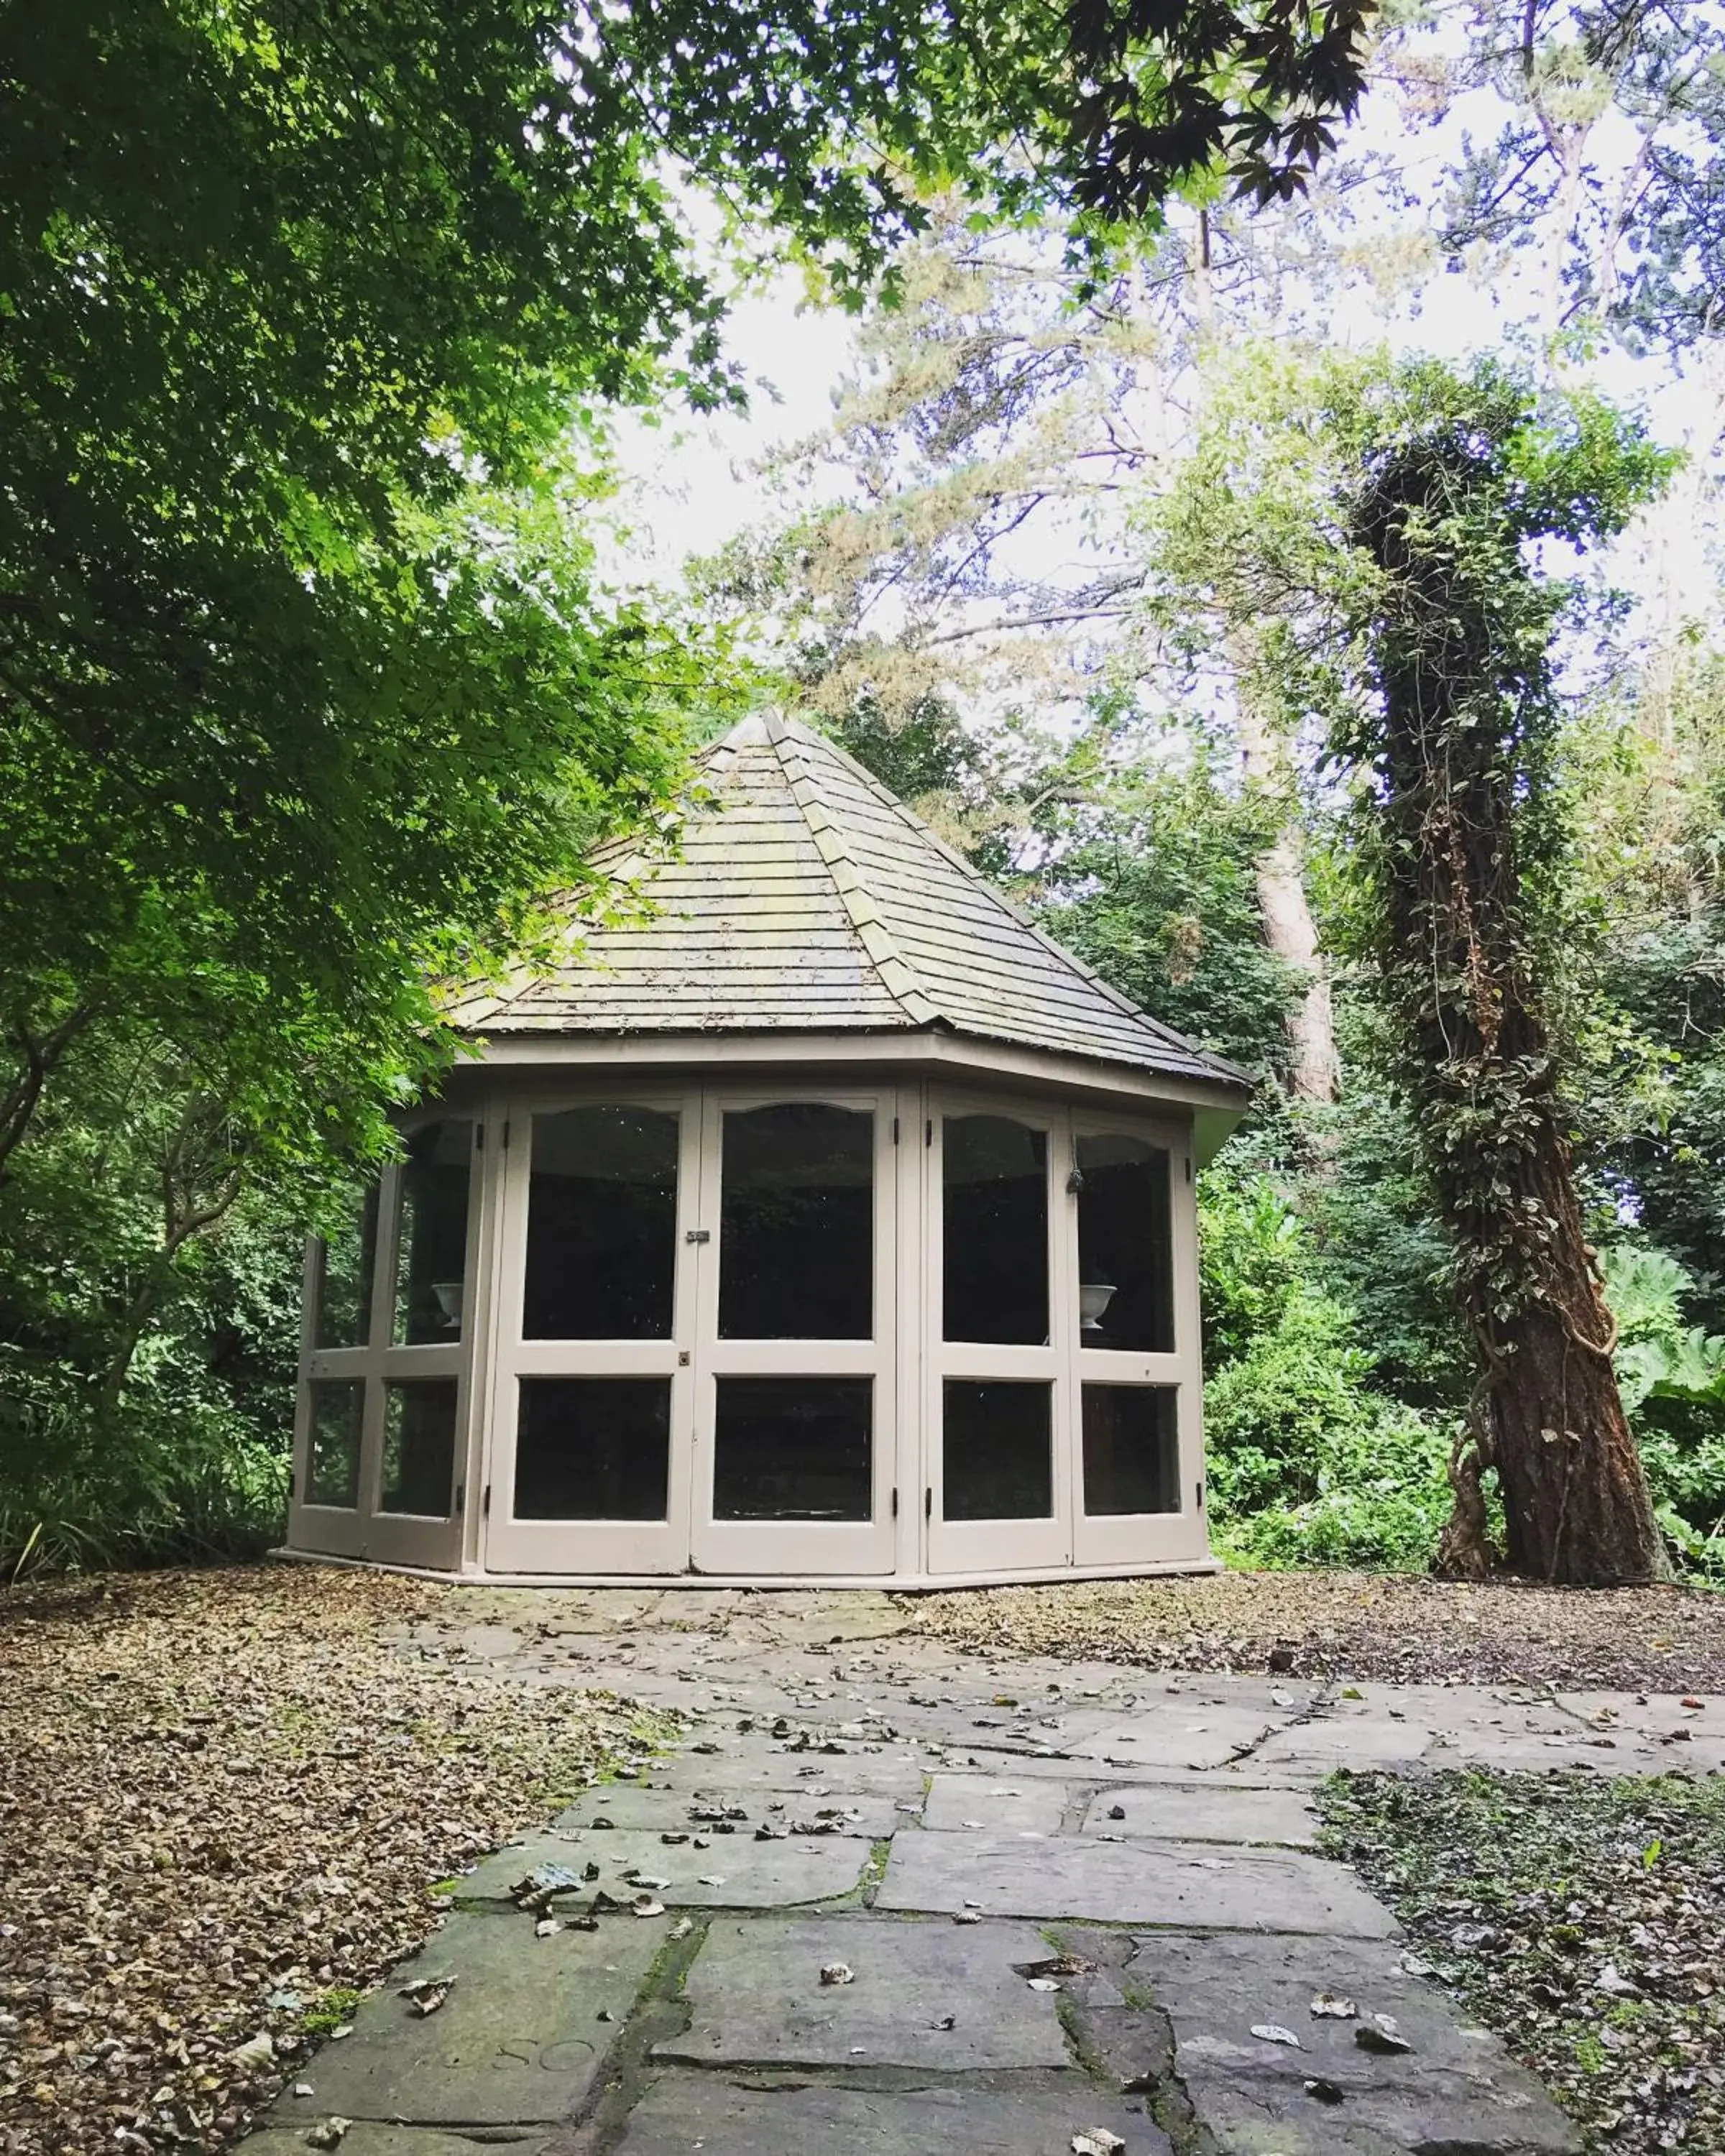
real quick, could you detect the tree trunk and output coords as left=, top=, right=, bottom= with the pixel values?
left=1351, top=438, right=1669, bottom=1587
left=1233, top=662, right=1340, bottom=1103
left=1491, top=1299, right=1667, bottom=1583
left=1468, top=1084, right=1670, bottom=1585
left=1254, top=822, right=1340, bottom=1104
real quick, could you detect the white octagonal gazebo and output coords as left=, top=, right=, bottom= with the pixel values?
left=288, top=712, right=1251, bottom=1585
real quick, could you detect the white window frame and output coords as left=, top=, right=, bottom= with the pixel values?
left=483, top=1085, right=702, bottom=1576
left=688, top=1083, right=900, bottom=1577
left=925, top=1089, right=1073, bottom=1574
left=291, top=1111, right=478, bottom=1570
left=1067, top=1107, right=1204, bottom=1568
left=924, top=1090, right=1208, bottom=1576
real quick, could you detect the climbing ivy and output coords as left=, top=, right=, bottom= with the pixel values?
left=1152, top=351, right=1677, bottom=1583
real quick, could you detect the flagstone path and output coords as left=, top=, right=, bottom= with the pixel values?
left=244, top=1588, right=1725, bottom=2156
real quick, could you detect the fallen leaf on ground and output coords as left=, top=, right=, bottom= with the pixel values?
left=0, top=1565, right=668, bottom=2156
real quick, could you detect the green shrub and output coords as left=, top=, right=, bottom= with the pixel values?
left=0, top=1156, right=300, bottom=1578
left=1213, top=1404, right=1455, bottom=1572
left=1601, top=1243, right=1725, bottom=1583
left=1197, top=1167, right=1309, bottom=1371
left=1202, top=1271, right=1455, bottom=1571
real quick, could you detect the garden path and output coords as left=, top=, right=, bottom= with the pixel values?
left=241, top=1588, right=1725, bottom=2155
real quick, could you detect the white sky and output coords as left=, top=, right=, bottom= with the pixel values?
left=601, top=40, right=1725, bottom=642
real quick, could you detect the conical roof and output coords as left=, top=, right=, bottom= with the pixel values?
left=448, top=711, right=1249, bottom=1093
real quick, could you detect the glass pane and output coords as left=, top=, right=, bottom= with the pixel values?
left=380, top=1381, right=458, bottom=1516
left=306, top=1380, right=364, bottom=1508
left=393, top=1120, right=474, bottom=1344
left=1082, top=1385, right=1179, bottom=1515
left=515, top=1378, right=671, bottom=1521
left=943, top=1116, right=1048, bottom=1345
left=719, top=1105, right=873, bottom=1340
left=713, top=1378, right=872, bottom=1521
left=942, top=1381, right=1052, bottom=1521
left=313, top=1186, right=379, bottom=1348
left=1075, top=1134, right=1174, bottom=1353
left=525, top=1108, right=678, bottom=1340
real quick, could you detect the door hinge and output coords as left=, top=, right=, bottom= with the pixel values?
left=1195, top=1480, right=1204, bottom=1510
left=502, top=1121, right=511, bottom=1151
left=455, top=1482, right=465, bottom=1514
left=925, top=1118, right=933, bottom=1147
left=474, top=1125, right=484, bottom=1151
left=482, top=1483, right=492, bottom=1517
left=892, top=1115, right=900, bottom=1144
left=925, top=1488, right=933, bottom=1519
left=891, top=1486, right=898, bottom=1518
left=1184, top=1154, right=1192, bottom=1182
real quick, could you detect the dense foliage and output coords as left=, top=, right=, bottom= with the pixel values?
left=0, top=0, right=1381, bottom=1570
left=9, top=1, right=1725, bottom=1583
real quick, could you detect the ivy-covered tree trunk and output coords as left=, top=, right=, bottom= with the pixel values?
left=1348, top=411, right=1670, bottom=1587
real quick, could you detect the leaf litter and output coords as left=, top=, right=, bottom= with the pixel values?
left=0, top=1564, right=672, bottom=2155
left=908, top=1572, right=1725, bottom=1690
left=1322, top=1766, right=1725, bottom=2153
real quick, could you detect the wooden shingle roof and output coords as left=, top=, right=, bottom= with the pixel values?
left=448, top=712, right=1250, bottom=1093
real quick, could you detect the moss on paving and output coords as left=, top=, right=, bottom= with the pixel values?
left=1319, top=1768, right=1725, bottom=2155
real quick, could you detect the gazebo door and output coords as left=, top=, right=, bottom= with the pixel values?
left=926, top=1097, right=1072, bottom=1574
left=485, top=1094, right=702, bottom=1575
left=689, top=1089, right=897, bottom=1575
left=1066, top=1114, right=1201, bottom=1567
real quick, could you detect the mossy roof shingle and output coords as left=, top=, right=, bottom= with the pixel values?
left=448, top=712, right=1250, bottom=1093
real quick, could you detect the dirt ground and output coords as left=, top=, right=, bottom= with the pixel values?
left=907, top=1568, right=1725, bottom=1690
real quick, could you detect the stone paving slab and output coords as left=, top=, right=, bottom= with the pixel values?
left=918, top=1742, right=1162, bottom=1781
left=264, top=1911, right=658, bottom=2127
left=658, top=1913, right=1074, bottom=2070
left=1069, top=1705, right=1292, bottom=1771
left=636, top=1743, right=928, bottom=1795
left=932, top=1746, right=1320, bottom=1792
left=920, top=1774, right=1071, bottom=1835
left=1127, top=1930, right=1578, bottom=2154
left=244, top=1605, right=1690, bottom=2156
left=878, top=1831, right=1399, bottom=1936
left=553, top=1782, right=903, bottom=1838
left=242, top=2129, right=546, bottom=2155
left=464, top=1828, right=875, bottom=1909
left=614, top=2070, right=1171, bottom=2155
left=1082, top=1782, right=1319, bottom=1846
left=1552, top=1692, right=1725, bottom=1770
left=1247, top=1718, right=1438, bottom=1773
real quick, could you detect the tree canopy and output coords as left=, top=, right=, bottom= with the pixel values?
left=0, top=1, right=1378, bottom=1182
